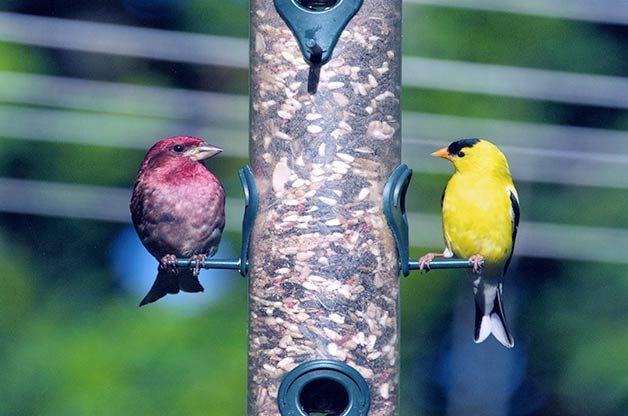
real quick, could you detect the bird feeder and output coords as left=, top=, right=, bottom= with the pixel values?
left=248, top=0, right=402, bottom=414
left=165, top=1, right=479, bottom=413
left=166, top=2, right=478, bottom=413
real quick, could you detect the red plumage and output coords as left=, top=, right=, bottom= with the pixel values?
left=130, top=136, right=225, bottom=306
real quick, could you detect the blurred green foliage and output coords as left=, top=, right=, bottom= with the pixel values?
left=403, top=6, right=628, bottom=75
left=525, top=262, right=628, bottom=415
left=1, top=294, right=248, bottom=415
left=0, top=41, right=46, bottom=72
left=1, top=2, right=628, bottom=416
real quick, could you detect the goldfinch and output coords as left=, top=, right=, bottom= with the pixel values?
left=419, top=138, right=519, bottom=348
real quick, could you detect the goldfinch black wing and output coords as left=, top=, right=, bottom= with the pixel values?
left=440, top=184, right=455, bottom=256
left=503, top=189, right=520, bottom=275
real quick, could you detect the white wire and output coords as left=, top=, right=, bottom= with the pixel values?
left=402, top=112, right=628, bottom=189
left=0, top=11, right=249, bottom=68
left=1, top=12, right=628, bottom=108
left=0, top=177, right=244, bottom=231
left=0, top=177, right=626, bottom=264
left=404, top=0, right=628, bottom=26
left=0, top=70, right=247, bottom=124
left=0, top=105, right=249, bottom=157
left=2, top=103, right=628, bottom=189
left=403, top=138, right=628, bottom=190
left=403, top=56, right=628, bottom=109
left=402, top=111, right=628, bottom=157
left=2, top=70, right=628, bottom=157
left=0, top=71, right=628, bottom=163
left=408, top=212, right=628, bottom=265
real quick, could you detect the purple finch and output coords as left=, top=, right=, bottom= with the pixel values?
left=130, top=136, right=225, bottom=306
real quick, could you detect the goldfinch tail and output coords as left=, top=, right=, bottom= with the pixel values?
left=474, top=284, right=514, bottom=348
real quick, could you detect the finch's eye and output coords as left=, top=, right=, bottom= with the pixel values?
left=458, top=151, right=465, bottom=157
left=173, top=145, right=185, bottom=153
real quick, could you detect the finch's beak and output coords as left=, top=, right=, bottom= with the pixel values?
left=190, top=144, right=223, bottom=161
left=431, top=147, right=452, bottom=160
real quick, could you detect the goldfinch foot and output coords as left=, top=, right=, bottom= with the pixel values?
left=468, top=254, right=484, bottom=274
left=418, top=253, right=440, bottom=271
left=159, top=254, right=178, bottom=274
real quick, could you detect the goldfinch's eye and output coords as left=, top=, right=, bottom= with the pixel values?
left=173, top=145, right=185, bottom=152
left=458, top=151, right=465, bottom=157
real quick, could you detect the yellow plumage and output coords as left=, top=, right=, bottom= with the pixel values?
left=421, top=138, right=519, bottom=348
left=442, top=141, right=516, bottom=265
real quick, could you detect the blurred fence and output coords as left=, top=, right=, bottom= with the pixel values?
left=1, top=6, right=627, bottom=263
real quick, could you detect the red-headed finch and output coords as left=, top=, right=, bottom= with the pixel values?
left=130, top=136, right=225, bottom=306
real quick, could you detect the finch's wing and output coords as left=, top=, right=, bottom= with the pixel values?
left=503, top=188, right=520, bottom=275
left=440, top=184, right=454, bottom=255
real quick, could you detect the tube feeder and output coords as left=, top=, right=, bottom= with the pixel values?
left=248, top=0, right=402, bottom=414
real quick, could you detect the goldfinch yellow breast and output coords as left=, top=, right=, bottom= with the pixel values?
left=443, top=173, right=515, bottom=264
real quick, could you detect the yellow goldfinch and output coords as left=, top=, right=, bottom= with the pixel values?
left=419, top=138, right=519, bottom=348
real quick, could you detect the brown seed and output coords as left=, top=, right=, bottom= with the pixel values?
left=332, top=92, right=350, bottom=107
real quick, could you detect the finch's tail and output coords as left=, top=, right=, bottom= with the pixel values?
left=178, top=269, right=205, bottom=293
left=474, top=282, right=514, bottom=348
left=139, top=268, right=180, bottom=307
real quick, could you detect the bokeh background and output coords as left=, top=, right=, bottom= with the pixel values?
left=1, top=1, right=627, bottom=415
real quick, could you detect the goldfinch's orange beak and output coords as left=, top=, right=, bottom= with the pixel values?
left=431, top=147, right=451, bottom=160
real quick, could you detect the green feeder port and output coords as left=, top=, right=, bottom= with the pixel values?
left=278, top=360, right=370, bottom=416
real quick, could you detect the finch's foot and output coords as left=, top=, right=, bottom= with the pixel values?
left=159, top=254, right=178, bottom=274
left=468, top=254, right=484, bottom=274
left=190, top=254, right=207, bottom=276
left=418, top=253, right=438, bottom=271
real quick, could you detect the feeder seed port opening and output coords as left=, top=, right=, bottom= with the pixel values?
left=278, top=360, right=370, bottom=416
left=296, top=0, right=340, bottom=12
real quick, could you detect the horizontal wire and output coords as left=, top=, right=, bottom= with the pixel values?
left=0, top=70, right=247, bottom=134
left=1, top=12, right=628, bottom=108
left=407, top=211, right=628, bottom=266
left=403, top=56, right=628, bottom=109
left=0, top=105, right=628, bottom=189
left=0, top=11, right=248, bottom=68
left=1, top=177, right=627, bottom=265
left=402, top=111, right=628, bottom=158
left=4, top=70, right=628, bottom=158
left=0, top=105, right=249, bottom=157
left=0, top=70, right=247, bottom=124
left=0, top=177, right=245, bottom=229
left=404, top=0, right=628, bottom=26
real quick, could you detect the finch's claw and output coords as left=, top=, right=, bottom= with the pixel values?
left=468, top=254, right=484, bottom=274
left=418, top=253, right=436, bottom=272
left=160, top=254, right=178, bottom=274
left=190, top=254, right=207, bottom=276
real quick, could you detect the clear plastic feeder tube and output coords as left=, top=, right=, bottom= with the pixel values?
left=248, top=1, right=402, bottom=414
